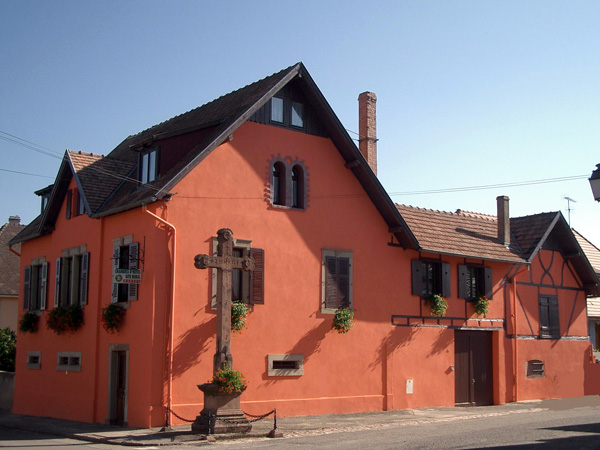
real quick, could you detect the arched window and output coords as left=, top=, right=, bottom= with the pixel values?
left=292, top=165, right=304, bottom=208
left=272, top=162, right=285, bottom=206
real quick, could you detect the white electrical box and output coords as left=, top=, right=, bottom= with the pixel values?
left=406, top=379, right=414, bottom=394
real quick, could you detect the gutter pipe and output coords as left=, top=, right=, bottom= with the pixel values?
left=143, top=204, right=176, bottom=427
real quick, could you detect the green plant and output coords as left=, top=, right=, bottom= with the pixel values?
left=212, top=366, right=247, bottom=394
left=231, top=301, right=249, bottom=333
left=473, top=296, right=490, bottom=317
left=101, top=303, right=127, bottom=333
left=332, top=307, right=355, bottom=333
left=19, top=311, right=40, bottom=334
left=425, top=294, right=448, bottom=317
left=46, top=305, right=84, bottom=335
left=0, top=327, right=16, bottom=372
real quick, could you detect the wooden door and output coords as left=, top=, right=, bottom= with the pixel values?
left=455, top=330, right=493, bottom=406
left=110, top=350, right=127, bottom=426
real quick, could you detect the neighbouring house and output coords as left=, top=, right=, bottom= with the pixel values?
left=9, top=63, right=600, bottom=428
left=573, top=230, right=600, bottom=354
left=0, top=216, right=24, bottom=332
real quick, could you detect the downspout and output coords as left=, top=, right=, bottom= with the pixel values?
left=511, top=265, right=528, bottom=402
left=143, top=204, right=176, bottom=427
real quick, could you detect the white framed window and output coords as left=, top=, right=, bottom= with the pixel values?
left=140, top=148, right=159, bottom=184
left=268, top=354, right=304, bottom=376
left=291, top=102, right=304, bottom=127
left=270, top=97, right=284, bottom=123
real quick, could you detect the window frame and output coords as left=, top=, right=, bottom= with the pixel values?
left=23, top=259, right=48, bottom=312
left=268, top=354, right=304, bottom=377
left=26, top=351, right=41, bottom=370
left=411, top=259, right=451, bottom=298
left=321, top=249, right=353, bottom=313
left=269, top=158, right=307, bottom=210
left=526, top=360, right=545, bottom=378
left=55, top=246, right=89, bottom=307
left=291, top=102, right=304, bottom=128
left=140, top=147, right=160, bottom=185
left=56, top=351, right=82, bottom=372
left=458, top=265, right=493, bottom=301
left=112, top=236, right=139, bottom=304
left=270, top=97, right=284, bottom=124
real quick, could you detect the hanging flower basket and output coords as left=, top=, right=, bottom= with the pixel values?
left=101, top=303, right=127, bottom=333
left=46, top=305, right=84, bottom=335
left=211, top=366, right=248, bottom=394
left=473, top=295, right=490, bottom=317
left=19, top=311, right=40, bottom=334
left=231, top=301, right=249, bottom=334
left=332, top=307, right=355, bottom=333
left=425, top=294, right=448, bottom=317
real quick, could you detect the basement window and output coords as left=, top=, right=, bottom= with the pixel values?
left=57, top=351, right=82, bottom=372
left=26, top=351, right=41, bottom=370
left=268, top=354, right=304, bottom=376
left=526, top=360, right=545, bottom=378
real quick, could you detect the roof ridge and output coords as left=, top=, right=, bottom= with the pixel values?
left=68, top=149, right=105, bottom=158
left=397, top=203, right=497, bottom=220
left=455, top=209, right=497, bottom=221
left=125, top=63, right=301, bottom=141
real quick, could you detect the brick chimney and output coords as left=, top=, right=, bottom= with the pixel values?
left=358, top=92, right=377, bottom=176
left=497, top=196, right=510, bottom=246
left=8, top=216, right=20, bottom=226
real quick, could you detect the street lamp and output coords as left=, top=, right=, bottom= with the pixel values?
left=590, top=164, right=600, bottom=202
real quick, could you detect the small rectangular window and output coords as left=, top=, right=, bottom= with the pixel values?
left=271, top=97, right=284, bottom=123
left=26, top=351, right=41, bottom=370
left=291, top=102, right=304, bottom=127
left=526, top=360, right=545, bottom=377
left=57, top=351, right=82, bottom=372
left=268, top=354, right=304, bottom=376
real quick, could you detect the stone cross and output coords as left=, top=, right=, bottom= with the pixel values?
left=194, top=228, right=255, bottom=373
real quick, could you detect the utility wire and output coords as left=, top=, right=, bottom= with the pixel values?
left=0, top=167, right=54, bottom=178
left=0, top=131, right=62, bottom=159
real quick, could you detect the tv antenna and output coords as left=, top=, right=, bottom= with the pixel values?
left=564, top=196, right=577, bottom=226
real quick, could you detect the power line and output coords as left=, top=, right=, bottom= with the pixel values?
left=0, top=167, right=54, bottom=178
left=0, top=131, right=62, bottom=159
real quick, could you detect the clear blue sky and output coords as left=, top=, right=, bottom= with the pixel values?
left=2, top=1, right=599, bottom=245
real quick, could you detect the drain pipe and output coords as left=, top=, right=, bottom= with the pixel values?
left=511, top=264, right=528, bottom=402
left=144, top=204, right=176, bottom=427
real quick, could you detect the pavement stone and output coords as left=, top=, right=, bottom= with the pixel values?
left=1, top=397, right=599, bottom=446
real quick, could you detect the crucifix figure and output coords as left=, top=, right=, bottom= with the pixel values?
left=194, top=228, right=255, bottom=373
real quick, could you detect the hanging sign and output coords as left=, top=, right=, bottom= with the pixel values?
left=113, top=268, right=142, bottom=284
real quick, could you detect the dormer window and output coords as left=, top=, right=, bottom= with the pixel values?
left=140, top=148, right=159, bottom=184
left=271, top=97, right=284, bottom=123
left=291, top=102, right=304, bottom=128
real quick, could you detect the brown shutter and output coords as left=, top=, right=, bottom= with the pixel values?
left=458, top=265, right=467, bottom=299
left=128, top=242, right=139, bottom=301
left=79, top=253, right=89, bottom=305
left=40, top=262, right=48, bottom=310
left=249, top=248, right=264, bottom=304
left=23, top=265, right=31, bottom=311
left=411, top=260, right=423, bottom=297
left=111, top=245, right=120, bottom=303
left=484, top=267, right=493, bottom=299
left=325, top=256, right=338, bottom=309
left=548, top=296, right=559, bottom=337
left=66, top=189, right=72, bottom=219
left=54, top=257, right=61, bottom=307
left=441, top=263, right=451, bottom=298
left=337, top=257, right=350, bottom=308
left=539, top=296, right=550, bottom=337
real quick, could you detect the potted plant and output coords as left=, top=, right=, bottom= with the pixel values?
left=211, top=366, right=248, bottom=394
left=473, top=295, right=490, bottom=317
left=425, top=294, right=448, bottom=317
left=101, top=303, right=127, bottom=333
left=19, top=311, right=40, bottom=334
left=332, top=307, right=355, bottom=333
left=231, top=300, right=249, bottom=333
left=46, top=304, right=84, bottom=335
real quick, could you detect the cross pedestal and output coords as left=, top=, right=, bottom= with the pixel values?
left=191, top=228, right=254, bottom=435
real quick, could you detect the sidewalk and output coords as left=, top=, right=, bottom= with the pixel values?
left=2, top=397, right=599, bottom=446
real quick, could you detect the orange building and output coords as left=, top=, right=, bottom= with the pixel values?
left=9, top=63, right=600, bottom=427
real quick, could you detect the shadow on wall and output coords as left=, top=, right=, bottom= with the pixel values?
left=427, top=328, right=453, bottom=359
left=172, top=315, right=215, bottom=379
left=368, top=326, right=419, bottom=371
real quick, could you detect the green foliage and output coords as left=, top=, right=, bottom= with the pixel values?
left=212, top=366, right=247, bottom=394
left=473, top=296, right=490, bottom=317
left=0, top=328, right=16, bottom=372
left=19, top=311, right=40, bottom=334
left=101, top=303, right=127, bottom=333
left=46, top=305, right=84, bottom=335
left=425, top=294, right=448, bottom=317
left=332, top=307, right=355, bottom=333
left=231, top=301, right=249, bottom=333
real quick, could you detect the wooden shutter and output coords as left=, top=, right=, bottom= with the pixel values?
left=111, top=245, right=120, bottom=303
left=411, top=260, right=423, bottom=297
left=324, top=255, right=350, bottom=310
left=441, top=263, right=451, bottom=298
left=54, top=257, right=62, bottom=307
left=458, top=265, right=467, bottom=299
left=484, top=267, right=493, bottom=299
left=337, top=257, right=350, bottom=308
left=128, top=242, right=139, bottom=301
left=40, top=262, right=48, bottom=310
left=66, top=189, right=72, bottom=219
left=548, top=296, right=560, bottom=337
left=325, top=256, right=339, bottom=309
left=249, top=248, right=264, bottom=304
left=79, top=253, right=89, bottom=305
left=23, top=265, right=31, bottom=311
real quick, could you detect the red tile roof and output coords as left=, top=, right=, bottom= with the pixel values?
left=573, top=229, right=600, bottom=275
